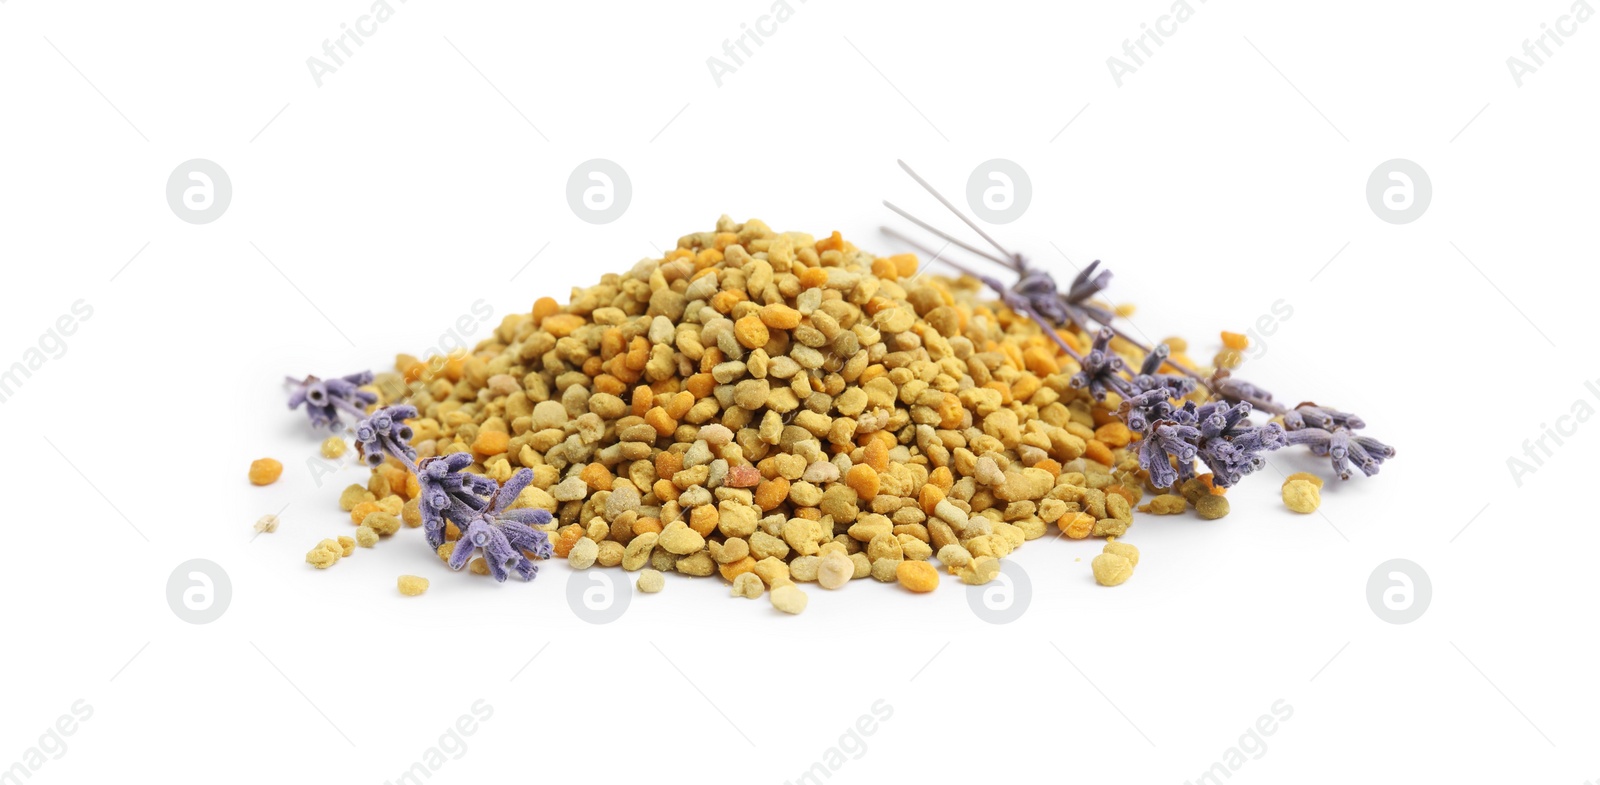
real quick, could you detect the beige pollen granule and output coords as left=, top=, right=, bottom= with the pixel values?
left=731, top=572, right=764, bottom=599
left=569, top=537, right=600, bottom=569
left=306, top=539, right=342, bottom=569
left=770, top=583, right=808, bottom=614
left=320, top=437, right=347, bottom=459
left=1091, top=553, right=1133, bottom=586
left=816, top=552, right=854, bottom=589
left=1282, top=480, right=1321, bottom=514
left=338, top=484, right=373, bottom=512
left=362, top=512, right=402, bottom=536
left=637, top=569, right=665, bottom=593
left=1103, top=540, right=1140, bottom=568
left=397, top=575, right=429, bottom=596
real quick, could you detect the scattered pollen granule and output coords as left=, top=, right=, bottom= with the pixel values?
left=569, top=537, right=600, bottom=569
left=339, top=484, right=374, bottom=512
left=249, top=458, right=283, bottom=486
left=320, top=436, right=348, bottom=459
left=817, top=552, right=853, bottom=589
left=1091, top=553, right=1133, bottom=586
left=636, top=569, right=665, bottom=593
left=1138, top=494, right=1187, bottom=515
left=397, top=575, right=429, bottom=596
left=1103, top=540, right=1140, bottom=568
left=253, top=514, right=279, bottom=534
left=770, top=583, right=808, bottom=614
left=895, top=561, right=939, bottom=593
left=306, top=539, right=341, bottom=569
left=362, top=512, right=402, bottom=536
left=1282, top=480, right=1322, bottom=514
left=731, top=572, right=763, bottom=598
left=957, top=556, right=1001, bottom=585
left=355, top=525, right=379, bottom=548
left=1196, top=495, right=1231, bottom=520
left=1283, top=472, right=1325, bottom=490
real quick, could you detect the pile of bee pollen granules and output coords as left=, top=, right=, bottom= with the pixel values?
left=355, top=216, right=1218, bottom=609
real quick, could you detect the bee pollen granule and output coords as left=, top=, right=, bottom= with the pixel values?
left=249, top=458, right=283, bottom=486
left=397, top=575, right=429, bottom=596
left=1091, top=553, right=1133, bottom=586
left=637, top=569, right=665, bottom=593
left=306, top=539, right=341, bottom=569
left=1103, top=540, right=1139, bottom=568
left=731, top=572, right=764, bottom=598
left=895, top=560, right=939, bottom=593
left=320, top=437, right=348, bottom=459
left=1282, top=480, right=1321, bottom=514
left=816, top=552, right=854, bottom=589
left=569, top=537, right=600, bottom=569
left=770, top=583, right=808, bottom=614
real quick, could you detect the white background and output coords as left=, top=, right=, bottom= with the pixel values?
left=2, top=1, right=1597, bottom=783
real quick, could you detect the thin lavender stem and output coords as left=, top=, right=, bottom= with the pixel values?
left=888, top=201, right=1291, bottom=418
left=896, top=160, right=1022, bottom=267
left=333, top=396, right=371, bottom=422
left=883, top=201, right=1016, bottom=269
left=1022, top=308, right=1085, bottom=363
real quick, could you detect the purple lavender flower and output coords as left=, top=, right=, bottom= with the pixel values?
left=1130, top=343, right=1196, bottom=398
left=287, top=371, right=377, bottom=431
left=446, top=468, right=554, bottom=582
left=1284, top=426, right=1394, bottom=480
left=1191, top=401, right=1286, bottom=487
left=1135, top=400, right=1287, bottom=489
left=1119, top=387, right=1175, bottom=434
left=417, top=452, right=494, bottom=548
left=1069, top=328, right=1137, bottom=400
left=1210, top=372, right=1276, bottom=410
left=1282, top=404, right=1366, bottom=432
left=354, top=404, right=419, bottom=468
left=1008, top=261, right=1117, bottom=330
left=1139, top=419, right=1201, bottom=490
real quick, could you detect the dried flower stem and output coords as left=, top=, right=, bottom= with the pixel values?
left=885, top=161, right=1394, bottom=484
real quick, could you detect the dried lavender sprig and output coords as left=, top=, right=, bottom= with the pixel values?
left=1192, top=400, right=1285, bottom=487
left=885, top=163, right=1395, bottom=484
left=1069, top=327, right=1139, bottom=399
left=1139, top=420, right=1200, bottom=490
left=354, top=405, right=553, bottom=582
left=886, top=169, right=1251, bottom=400
left=898, top=229, right=1276, bottom=487
left=446, top=468, right=554, bottom=582
left=416, top=452, right=493, bottom=548
left=882, top=226, right=1089, bottom=364
left=1283, top=426, right=1395, bottom=480
left=286, top=371, right=378, bottom=431
left=354, top=404, right=419, bottom=468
